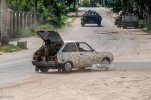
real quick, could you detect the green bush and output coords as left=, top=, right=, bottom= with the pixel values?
left=11, top=28, right=36, bottom=38
left=82, top=0, right=90, bottom=7
left=139, top=20, right=151, bottom=31
left=145, top=23, right=151, bottom=30
left=112, top=1, right=122, bottom=12
left=36, top=24, right=55, bottom=31
left=0, top=44, right=21, bottom=52
left=67, top=6, right=78, bottom=12
left=39, top=2, right=67, bottom=26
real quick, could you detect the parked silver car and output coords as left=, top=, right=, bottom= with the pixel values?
left=32, top=31, right=114, bottom=73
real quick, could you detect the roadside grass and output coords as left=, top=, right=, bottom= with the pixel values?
left=0, top=44, right=21, bottom=53
left=139, top=20, right=151, bottom=31
left=35, top=17, right=75, bottom=32
left=144, top=23, right=151, bottom=31
left=11, top=28, right=36, bottom=38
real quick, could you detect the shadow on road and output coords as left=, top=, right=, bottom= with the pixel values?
left=96, top=31, right=119, bottom=34
left=83, top=25, right=104, bottom=27
left=39, top=68, right=110, bottom=75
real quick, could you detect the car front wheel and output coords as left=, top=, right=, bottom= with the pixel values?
left=98, top=23, right=101, bottom=27
left=62, top=62, right=73, bottom=73
left=101, top=58, right=110, bottom=70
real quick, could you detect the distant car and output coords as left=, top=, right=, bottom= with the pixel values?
left=81, top=10, right=102, bottom=26
left=114, top=12, right=139, bottom=29
left=32, top=31, right=113, bottom=73
left=122, top=15, right=139, bottom=29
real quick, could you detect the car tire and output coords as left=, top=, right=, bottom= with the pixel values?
left=62, top=62, right=73, bottom=73
left=123, top=24, right=126, bottom=29
left=98, top=23, right=101, bottom=27
left=39, top=66, right=49, bottom=73
left=134, top=23, right=139, bottom=28
left=35, top=66, right=40, bottom=72
left=101, top=58, right=110, bottom=71
left=81, top=23, right=85, bottom=27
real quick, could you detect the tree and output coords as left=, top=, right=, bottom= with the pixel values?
left=66, top=0, right=77, bottom=10
left=7, top=0, right=67, bottom=26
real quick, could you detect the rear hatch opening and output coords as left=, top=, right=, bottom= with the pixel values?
left=33, top=31, right=64, bottom=62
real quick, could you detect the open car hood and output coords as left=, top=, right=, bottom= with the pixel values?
left=37, top=31, right=63, bottom=43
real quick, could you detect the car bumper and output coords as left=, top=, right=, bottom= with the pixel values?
left=32, top=61, right=64, bottom=68
left=32, top=60, right=57, bottom=66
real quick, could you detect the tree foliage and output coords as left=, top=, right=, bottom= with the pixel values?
left=7, top=0, right=68, bottom=26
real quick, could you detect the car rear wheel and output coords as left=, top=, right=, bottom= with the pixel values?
left=123, top=23, right=127, bottom=29
left=39, top=66, right=49, bottom=73
left=98, top=23, right=101, bottom=27
left=101, top=58, right=110, bottom=71
left=62, top=62, right=73, bottom=73
left=35, top=66, right=40, bottom=72
left=81, top=23, right=85, bottom=27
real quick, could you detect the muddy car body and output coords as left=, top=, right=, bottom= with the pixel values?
left=81, top=10, right=102, bottom=27
left=32, top=31, right=114, bottom=72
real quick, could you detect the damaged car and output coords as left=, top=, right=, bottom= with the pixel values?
left=32, top=31, right=114, bottom=73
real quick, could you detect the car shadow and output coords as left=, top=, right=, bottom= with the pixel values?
left=123, top=27, right=139, bottom=29
left=96, top=31, right=119, bottom=34
left=82, top=25, right=104, bottom=27
left=39, top=68, right=111, bottom=75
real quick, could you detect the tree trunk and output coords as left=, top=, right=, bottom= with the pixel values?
left=74, top=0, right=76, bottom=11
left=34, top=0, right=38, bottom=28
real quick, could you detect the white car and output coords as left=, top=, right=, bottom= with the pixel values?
left=32, top=31, right=114, bottom=72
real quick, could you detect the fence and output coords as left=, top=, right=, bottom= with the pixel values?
left=6, top=9, right=37, bottom=37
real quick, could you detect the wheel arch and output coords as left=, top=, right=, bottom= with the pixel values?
left=101, top=57, right=111, bottom=63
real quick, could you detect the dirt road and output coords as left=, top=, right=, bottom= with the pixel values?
left=0, top=7, right=151, bottom=100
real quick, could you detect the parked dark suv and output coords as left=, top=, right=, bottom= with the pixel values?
left=81, top=10, right=102, bottom=26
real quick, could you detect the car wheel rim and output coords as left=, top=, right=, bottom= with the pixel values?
left=101, top=60, right=110, bottom=69
left=65, top=62, right=72, bottom=71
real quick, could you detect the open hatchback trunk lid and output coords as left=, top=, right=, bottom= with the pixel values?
left=35, top=31, right=64, bottom=57
left=37, top=31, right=64, bottom=43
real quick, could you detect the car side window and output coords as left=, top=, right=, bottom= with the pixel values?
left=76, top=43, right=92, bottom=52
left=62, top=43, right=78, bottom=52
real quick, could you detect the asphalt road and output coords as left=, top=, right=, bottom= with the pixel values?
left=0, top=7, right=151, bottom=86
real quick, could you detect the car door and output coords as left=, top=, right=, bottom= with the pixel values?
left=61, top=43, right=81, bottom=68
left=76, top=42, right=94, bottom=67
